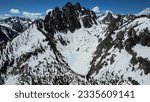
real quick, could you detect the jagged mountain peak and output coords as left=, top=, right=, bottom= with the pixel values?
left=62, top=2, right=82, bottom=12
left=103, top=12, right=118, bottom=23
left=43, top=2, right=97, bottom=34
left=97, top=11, right=118, bottom=23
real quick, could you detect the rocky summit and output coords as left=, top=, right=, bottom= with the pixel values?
left=0, top=2, right=150, bottom=85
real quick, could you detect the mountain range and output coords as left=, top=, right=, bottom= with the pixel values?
left=0, top=2, right=150, bottom=85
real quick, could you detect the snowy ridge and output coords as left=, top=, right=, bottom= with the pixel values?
left=88, top=16, right=150, bottom=85
left=2, top=24, right=86, bottom=85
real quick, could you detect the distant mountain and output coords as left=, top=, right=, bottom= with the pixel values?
left=0, top=25, right=19, bottom=43
left=0, top=17, right=32, bottom=33
left=138, top=8, right=150, bottom=16
left=0, top=2, right=150, bottom=85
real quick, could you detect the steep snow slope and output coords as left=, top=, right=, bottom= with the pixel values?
left=1, top=24, right=85, bottom=85
left=55, top=21, right=107, bottom=75
left=88, top=16, right=150, bottom=85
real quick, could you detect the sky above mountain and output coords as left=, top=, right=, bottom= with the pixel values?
left=0, top=0, right=150, bottom=19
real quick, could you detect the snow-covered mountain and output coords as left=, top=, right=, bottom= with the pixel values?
left=0, top=2, right=150, bottom=85
left=0, top=17, right=32, bottom=33
left=0, top=25, right=19, bottom=43
left=138, top=8, right=150, bottom=16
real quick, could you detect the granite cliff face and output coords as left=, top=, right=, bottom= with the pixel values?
left=0, top=2, right=150, bottom=85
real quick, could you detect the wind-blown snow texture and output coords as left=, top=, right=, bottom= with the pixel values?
left=0, top=2, right=150, bottom=85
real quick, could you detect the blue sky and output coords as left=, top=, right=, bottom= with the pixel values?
left=0, top=0, right=150, bottom=19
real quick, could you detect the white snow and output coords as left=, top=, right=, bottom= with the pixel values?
left=133, top=44, right=150, bottom=60
left=55, top=23, right=107, bottom=75
left=5, top=75, right=18, bottom=85
left=137, top=8, right=150, bottom=16
left=0, top=23, right=11, bottom=28
left=65, top=52, right=90, bottom=75
left=97, top=14, right=107, bottom=21
left=116, top=17, right=150, bottom=35
left=134, top=17, right=150, bottom=31
left=12, top=24, right=47, bottom=58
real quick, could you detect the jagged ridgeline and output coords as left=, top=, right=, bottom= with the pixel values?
left=37, top=2, right=97, bottom=34
left=0, top=2, right=150, bottom=85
